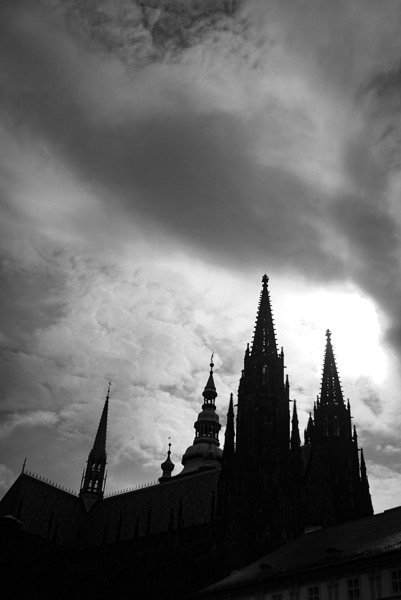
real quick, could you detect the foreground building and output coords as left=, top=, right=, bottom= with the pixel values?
left=0, top=276, right=378, bottom=598
left=196, top=507, right=401, bottom=599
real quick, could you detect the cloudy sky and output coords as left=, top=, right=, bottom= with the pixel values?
left=1, top=0, right=401, bottom=512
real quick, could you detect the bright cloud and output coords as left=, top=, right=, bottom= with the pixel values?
left=1, top=0, right=401, bottom=512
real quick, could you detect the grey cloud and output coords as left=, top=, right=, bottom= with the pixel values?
left=2, top=1, right=401, bottom=356
left=0, top=4, right=344, bottom=280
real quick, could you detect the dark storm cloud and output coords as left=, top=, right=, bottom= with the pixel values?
left=0, top=2, right=343, bottom=279
left=2, top=0, right=401, bottom=358
left=1, top=0, right=401, bottom=508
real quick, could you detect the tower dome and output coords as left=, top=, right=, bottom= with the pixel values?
left=180, top=356, right=223, bottom=476
left=159, top=442, right=175, bottom=483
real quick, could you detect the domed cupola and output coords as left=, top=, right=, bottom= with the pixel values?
left=159, top=442, right=175, bottom=483
left=179, top=355, right=223, bottom=476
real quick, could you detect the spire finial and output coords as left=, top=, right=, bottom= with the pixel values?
left=21, top=457, right=27, bottom=473
left=262, top=274, right=269, bottom=287
left=202, top=353, right=217, bottom=404
left=326, top=328, right=331, bottom=340
left=159, top=438, right=175, bottom=482
left=106, top=380, right=111, bottom=401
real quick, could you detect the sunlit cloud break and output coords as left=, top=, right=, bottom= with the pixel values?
left=0, top=0, right=401, bottom=511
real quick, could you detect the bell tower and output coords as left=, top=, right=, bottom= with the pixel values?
left=303, top=332, right=373, bottom=526
left=218, top=275, right=299, bottom=569
left=179, top=356, right=223, bottom=476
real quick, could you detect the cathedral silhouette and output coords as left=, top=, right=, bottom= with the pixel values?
left=0, top=275, right=376, bottom=599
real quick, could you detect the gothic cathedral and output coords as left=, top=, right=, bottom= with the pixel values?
left=0, top=275, right=373, bottom=599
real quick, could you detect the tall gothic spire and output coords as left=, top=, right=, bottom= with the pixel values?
left=80, top=382, right=111, bottom=509
left=320, top=330, right=344, bottom=406
left=251, top=274, right=278, bottom=360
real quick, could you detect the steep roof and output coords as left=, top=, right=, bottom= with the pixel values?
left=0, top=472, right=83, bottom=548
left=200, top=506, right=401, bottom=596
left=83, top=469, right=220, bottom=546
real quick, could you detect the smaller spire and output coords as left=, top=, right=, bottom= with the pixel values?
left=360, top=448, right=367, bottom=480
left=359, top=448, right=374, bottom=516
left=223, top=393, right=235, bottom=460
left=203, top=353, right=217, bottom=405
left=21, top=457, right=27, bottom=474
left=304, top=412, right=314, bottom=444
left=291, top=400, right=301, bottom=450
left=180, top=358, right=222, bottom=476
left=159, top=442, right=175, bottom=483
left=353, top=425, right=358, bottom=444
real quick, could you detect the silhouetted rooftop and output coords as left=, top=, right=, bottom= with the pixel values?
left=199, top=506, right=401, bottom=596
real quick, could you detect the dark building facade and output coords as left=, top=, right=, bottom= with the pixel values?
left=0, top=275, right=374, bottom=599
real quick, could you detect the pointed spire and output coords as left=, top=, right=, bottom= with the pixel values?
left=359, top=448, right=374, bottom=516
left=251, top=275, right=278, bottom=360
left=80, top=383, right=111, bottom=506
left=223, top=393, right=235, bottom=459
left=203, top=352, right=217, bottom=405
left=353, top=425, right=358, bottom=444
left=304, top=412, right=314, bottom=444
left=320, top=330, right=344, bottom=406
left=92, top=381, right=111, bottom=460
left=191, top=355, right=221, bottom=446
left=360, top=448, right=367, bottom=481
left=291, top=400, right=301, bottom=450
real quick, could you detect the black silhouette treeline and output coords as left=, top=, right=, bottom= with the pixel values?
left=0, top=275, right=373, bottom=599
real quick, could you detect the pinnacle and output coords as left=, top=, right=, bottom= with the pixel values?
left=251, top=274, right=278, bottom=359
left=320, top=331, right=344, bottom=406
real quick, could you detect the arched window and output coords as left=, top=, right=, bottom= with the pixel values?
left=334, top=416, right=340, bottom=436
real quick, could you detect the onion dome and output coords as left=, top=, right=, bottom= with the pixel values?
left=159, top=443, right=175, bottom=483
